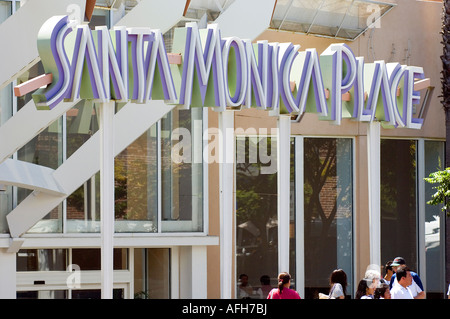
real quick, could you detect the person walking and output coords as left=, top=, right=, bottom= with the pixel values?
left=389, top=257, right=424, bottom=299
left=327, top=269, right=347, bottom=299
left=390, top=266, right=414, bottom=299
left=267, top=272, right=301, bottom=299
left=382, top=261, right=393, bottom=285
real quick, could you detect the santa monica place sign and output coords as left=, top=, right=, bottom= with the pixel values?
left=32, top=15, right=426, bottom=129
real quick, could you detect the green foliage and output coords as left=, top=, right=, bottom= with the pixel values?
left=424, top=168, right=450, bottom=216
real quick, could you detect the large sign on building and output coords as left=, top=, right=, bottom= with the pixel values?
left=33, top=15, right=426, bottom=129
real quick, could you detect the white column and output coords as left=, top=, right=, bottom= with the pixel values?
left=219, top=110, right=234, bottom=299
left=277, top=115, right=291, bottom=273
left=178, top=246, right=207, bottom=298
left=367, top=122, right=381, bottom=267
left=0, top=249, right=16, bottom=299
left=171, top=247, right=180, bottom=299
left=179, top=246, right=192, bottom=298
left=192, top=246, right=207, bottom=298
left=98, top=101, right=115, bottom=299
left=295, top=136, right=305, bottom=298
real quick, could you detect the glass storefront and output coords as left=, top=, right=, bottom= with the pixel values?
left=236, top=136, right=278, bottom=299
left=380, top=139, right=418, bottom=272
left=134, top=248, right=170, bottom=299
left=235, top=136, right=354, bottom=299
left=302, top=138, right=353, bottom=299
left=235, top=136, right=447, bottom=299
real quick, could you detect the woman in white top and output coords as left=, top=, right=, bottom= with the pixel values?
left=328, top=269, right=348, bottom=299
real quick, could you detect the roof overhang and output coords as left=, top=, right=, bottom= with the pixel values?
left=270, top=0, right=397, bottom=41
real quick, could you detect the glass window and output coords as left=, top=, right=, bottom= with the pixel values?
left=0, top=184, right=12, bottom=233
left=17, top=249, right=67, bottom=271
left=424, top=140, right=445, bottom=299
left=71, top=248, right=128, bottom=271
left=0, top=1, right=11, bottom=22
left=66, top=100, right=100, bottom=233
left=134, top=248, right=170, bottom=299
left=235, top=136, right=278, bottom=299
left=88, top=8, right=110, bottom=29
left=17, top=290, right=67, bottom=299
left=161, top=108, right=203, bottom=232
left=303, top=138, right=353, bottom=299
left=114, top=123, right=158, bottom=233
left=71, top=289, right=123, bottom=299
left=381, top=139, right=417, bottom=271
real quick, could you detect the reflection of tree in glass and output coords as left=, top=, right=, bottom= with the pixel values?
left=236, top=137, right=278, bottom=288
left=303, top=138, right=352, bottom=298
left=380, top=140, right=417, bottom=267
left=304, top=139, right=337, bottom=238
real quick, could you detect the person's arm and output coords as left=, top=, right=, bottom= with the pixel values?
left=414, top=291, right=425, bottom=299
left=412, top=274, right=425, bottom=298
left=412, top=273, right=424, bottom=291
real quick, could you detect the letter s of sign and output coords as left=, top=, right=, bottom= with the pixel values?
left=32, top=15, right=74, bottom=110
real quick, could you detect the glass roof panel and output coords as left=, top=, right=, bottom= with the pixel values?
left=271, top=0, right=396, bottom=41
left=182, top=0, right=396, bottom=40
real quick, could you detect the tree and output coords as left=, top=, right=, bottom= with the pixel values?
left=424, top=168, right=450, bottom=216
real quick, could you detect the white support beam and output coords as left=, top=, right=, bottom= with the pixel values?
left=6, top=237, right=25, bottom=253
left=0, top=159, right=66, bottom=195
left=0, top=235, right=219, bottom=249
left=277, top=115, right=291, bottom=273
left=214, top=0, right=276, bottom=39
left=114, top=0, right=186, bottom=33
left=218, top=110, right=234, bottom=299
left=367, top=122, right=381, bottom=267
